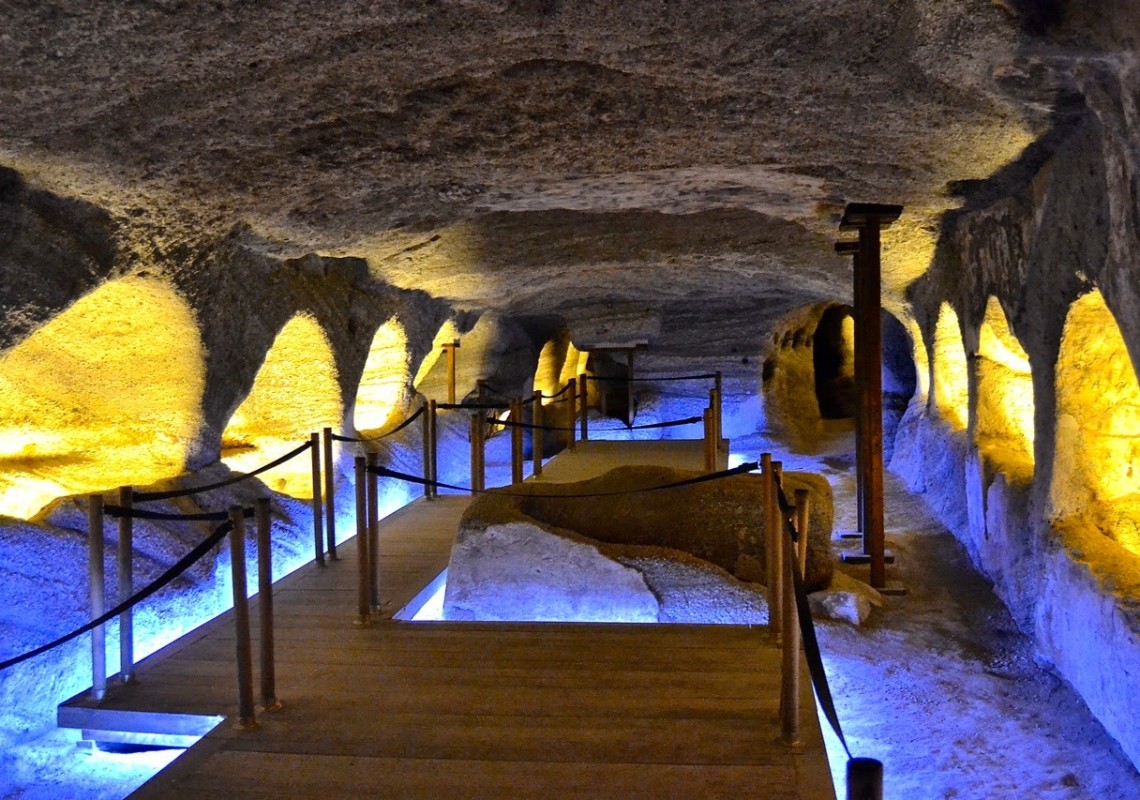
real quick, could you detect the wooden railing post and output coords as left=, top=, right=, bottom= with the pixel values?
left=88, top=494, right=106, bottom=701
left=794, top=488, right=810, bottom=575
left=470, top=412, right=485, bottom=492
left=772, top=461, right=785, bottom=636
left=714, top=371, right=723, bottom=450
left=444, top=339, right=460, bottom=404
left=761, top=454, right=781, bottom=638
left=366, top=451, right=380, bottom=613
left=421, top=399, right=434, bottom=500
left=579, top=373, right=589, bottom=442
left=532, top=390, right=544, bottom=478
left=322, top=427, right=337, bottom=560
left=256, top=497, right=282, bottom=712
left=567, top=378, right=577, bottom=450
left=353, top=456, right=371, bottom=627
left=310, top=433, right=325, bottom=567
left=429, top=400, right=439, bottom=497
left=703, top=408, right=715, bottom=473
left=511, top=399, right=524, bottom=484
left=780, top=497, right=802, bottom=745
left=228, top=506, right=257, bottom=731
left=117, top=486, right=134, bottom=683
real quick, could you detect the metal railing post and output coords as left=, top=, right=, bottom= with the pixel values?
left=88, top=494, right=106, bottom=701
left=322, top=427, right=337, bottom=559
left=117, top=486, right=134, bottom=683
left=310, top=433, right=325, bottom=567
left=256, top=498, right=282, bottom=711
left=228, top=505, right=257, bottom=731
left=366, top=451, right=380, bottom=613
left=353, top=456, right=371, bottom=627
left=532, top=390, right=544, bottom=478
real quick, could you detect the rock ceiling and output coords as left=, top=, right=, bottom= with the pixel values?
left=0, top=0, right=1108, bottom=355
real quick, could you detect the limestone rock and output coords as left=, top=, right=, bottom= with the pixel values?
left=808, top=571, right=882, bottom=626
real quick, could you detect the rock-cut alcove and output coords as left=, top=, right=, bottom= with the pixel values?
left=221, top=313, right=341, bottom=497
left=353, top=317, right=412, bottom=436
left=975, top=296, right=1034, bottom=482
left=1051, top=290, right=1140, bottom=555
left=932, top=302, right=969, bottom=431
left=0, top=275, right=206, bottom=519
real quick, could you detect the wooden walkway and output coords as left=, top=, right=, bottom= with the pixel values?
left=59, top=441, right=833, bottom=799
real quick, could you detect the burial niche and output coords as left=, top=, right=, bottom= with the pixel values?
left=1051, top=290, right=1140, bottom=554
left=932, top=302, right=969, bottom=430
left=221, top=314, right=341, bottom=498
left=0, top=276, right=205, bottom=519
left=354, top=318, right=412, bottom=436
left=975, top=297, right=1034, bottom=479
left=812, top=304, right=856, bottom=419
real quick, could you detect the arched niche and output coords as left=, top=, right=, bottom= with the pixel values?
left=412, top=319, right=462, bottom=391
left=812, top=304, right=856, bottom=419
left=1052, top=290, right=1140, bottom=553
left=533, top=330, right=588, bottom=402
left=222, top=314, right=342, bottom=498
left=0, top=276, right=206, bottom=519
left=975, top=296, right=1034, bottom=479
left=354, top=318, right=411, bottom=436
left=932, top=302, right=969, bottom=430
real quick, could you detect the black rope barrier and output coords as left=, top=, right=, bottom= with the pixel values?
left=491, top=414, right=702, bottom=434
left=773, top=473, right=853, bottom=761
left=0, top=517, right=239, bottom=673
left=541, top=383, right=574, bottom=400
left=626, top=415, right=703, bottom=430
left=585, top=373, right=717, bottom=383
left=133, top=440, right=313, bottom=502
left=479, top=384, right=538, bottom=405
left=436, top=401, right=511, bottom=411
left=105, top=506, right=231, bottom=522
left=492, top=418, right=574, bottom=433
left=368, top=461, right=758, bottom=499
left=329, top=405, right=426, bottom=444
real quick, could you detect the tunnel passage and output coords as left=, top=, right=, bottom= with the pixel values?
left=0, top=276, right=206, bottom=519
left=221, top=314, right=342, bottom=498
left=586, top=350, right=634, bottom=425
left=1051, top=290, right=1140, bottom=555
left=812, top=304, right=856, bottom=419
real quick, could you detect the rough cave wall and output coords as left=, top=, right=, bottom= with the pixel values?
left=893, top=53, right=1140, bottom=767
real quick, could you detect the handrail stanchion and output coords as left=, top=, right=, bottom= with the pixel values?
left=228, top=505, right=258, bottom=731
left=117, top=486, right=134, bottom=683
left=780, top=499, right=802, bottom=745
left=322, top=427, right=337, bottom=560
left=444, top=339, right=459, bottom=404
left=772, top=461, right=786, bottom=636
left=88, top=494, right=107, bottom=701
left=511, top=399, right=524, bottom=484
left=579, top=373, right=589, bottom=442
left=470, top=412, right=485, bottom=492
left=567, top=378, right=577, bottom=450
left=429, top=400, right=439, bottom=497
left=310, top=433, right=325, bottom=567
left=761, top=454, right=781, bottom=639
left=703, top=409, right=715, bottom=473
left=256, top=497, right=282, bottom=712
left=794, top=488, right=810, bottom=574
left=532, top=390, right=544, bottom=478
left=353, top=456, right=371, bottom=627
left=366, top=451, right=380, bottom=613
left=421, top=399, right=433, bottom=500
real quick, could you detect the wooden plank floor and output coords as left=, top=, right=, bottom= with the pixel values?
left=64, top=442, right=832, bottom=799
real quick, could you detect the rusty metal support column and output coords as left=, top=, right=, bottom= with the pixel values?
left=840, top=203, right=901, bottom=589
left=322, top=427, right=337, bottom=560
left=229, top=505, right=257, bottom=730
left=88, top=494, right=106, bottom=701
left=579, top=373, right=589, bottom=442
left=532, top=390, right=544, bottom=478
left=310, top=433, right=324, bottom=567
left=366, top=451, right=380, bottom=613
left=117, top=486, right=134, bottom=683
left=353, top=456, right=371, bottom=627
left=256, top=498, right=282, bottom=711
left=566, top=378, right=577, bottom=450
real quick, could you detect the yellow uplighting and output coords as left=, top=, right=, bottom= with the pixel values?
left=412, top=319, right=462, bottom=390
left=0, top=276, right=205, bottom=519
left=932, top=303, right=969, bottom=430
left=534, top=339, right=563, bottom=400
left=222, top=314, right=341, bottom=498
left=558, top=342, right=590, bottom=386
left=975, top=297, right=1034, bottom=479
left=1052, top=290, right=1140, bottom=554
left=354, top=318, right=411, bottom=435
